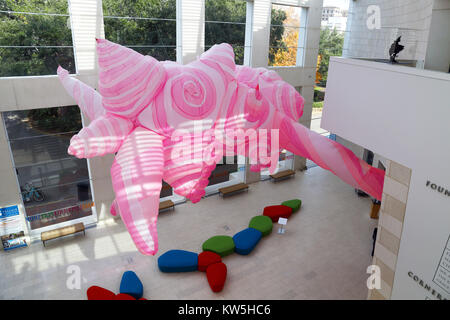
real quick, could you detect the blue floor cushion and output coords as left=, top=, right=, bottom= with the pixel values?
left=158, top=249, right=198, bottom=273
left=232, top=228, right=262, bottom=255
left=119, top=271, right=143, bottom=299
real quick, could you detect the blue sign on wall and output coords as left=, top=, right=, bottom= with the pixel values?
left=0, top=205, right=20, bottom=218
left=0, top=205, right=27, bottom=251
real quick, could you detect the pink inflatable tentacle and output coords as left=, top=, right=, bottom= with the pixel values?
left=110, top=127, right=164, bottom=255
left=57, top=66, right=105, bottom=120
left=110, top=199, right=119, bottom=217
left=68, top=115, right=134, bottom=159
left=278, top=115, right=384, bottom=200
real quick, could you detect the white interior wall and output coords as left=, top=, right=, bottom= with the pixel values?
left=425, top=0, right=450, bottom=72
left=337, top=0, right=443, bottom=173
left=322, top=57, right=450, bottom=299
left=343, top=0, right=434, bottom=62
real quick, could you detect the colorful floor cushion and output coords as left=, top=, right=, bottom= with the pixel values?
left=281, top=199, right=302, bottom=212
left=158, top=249, right=199, bottom=272
left=87, top=286, right=116, bottom=300
left=263, top=205, right=293, bottom=222
left=202, top=235, right=235, bottom=257
left=232, top=228, right=262, bottom=255
left=206, top=262, right=227, bottom=292
left=248, top=215, right=273, bottom=236
left=119, top=270, right=143, bottom=299
left=198, top=251, right=222, bottom=272
left=115, top=293, right=136, bottom=300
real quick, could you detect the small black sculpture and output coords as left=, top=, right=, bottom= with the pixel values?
left=389, top=36, right=404, bottom=64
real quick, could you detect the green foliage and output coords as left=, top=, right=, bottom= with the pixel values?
left=28, top=106, right=82, bottom=133
left=268, top=9, right=287, bottom=64
left=103, top=0, right=177, bottom=61
left=312, top=101, right=324, bottom=109
left=313, top=86, right=325, bottom=102
left=205, top=0, right=286, bottom=65
left=0, top=0, right=288, bottom=76
left=0, top=0, right=75, bottom=77
left=205, top=0, right=247, bottom=64
left=317, top=27, right=344, bottom=87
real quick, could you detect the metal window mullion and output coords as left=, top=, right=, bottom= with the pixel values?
left=27, top=178, right=92, bottom=193
left=244, top=0, right=254, bottom=66
left=296, top=7, right=308, bottom=67
left=13, top=156, right=80, bottom=170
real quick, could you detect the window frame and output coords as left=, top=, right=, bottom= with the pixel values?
left=268, top=3, right=308, bottom=67
left=1, top=108, right=98, bottom=236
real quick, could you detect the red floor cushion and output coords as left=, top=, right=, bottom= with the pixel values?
left=87, top=286, right=116, bottom=300
left=115, top=293, right=136, bottom=300
left=206, top=262, right=227, bottom=293
left=263, top=205, right=292, bottom=222
left=198, top=251, right=222, bottom=272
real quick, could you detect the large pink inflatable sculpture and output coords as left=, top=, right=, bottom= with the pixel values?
left=58, top=39, right=384, bottom=255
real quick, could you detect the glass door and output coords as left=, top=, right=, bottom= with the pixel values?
left=260, top=150, right=294, bottom=180
left=160, top=180, right=185, bottom=204
left=204, top=155, right=246, bottom=196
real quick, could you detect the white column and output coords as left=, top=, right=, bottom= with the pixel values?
left=69, top=0, right=112, bottom=222
left=69, top=0, right=104, bottom=74
left=177, top=0, right=205, bottom=64
left=244, top=0, right=271, bottom=182
left=243, top=0, right=255, bottom=66
left=296, top=7, right=309, bottom=66
left=249, top=0, right=271, bottom=67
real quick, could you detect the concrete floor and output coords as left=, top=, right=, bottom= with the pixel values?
left=0, top=166, right=377, bottom=300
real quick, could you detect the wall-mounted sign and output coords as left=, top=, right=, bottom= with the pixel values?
left=1, top=231, right=27, bottom=251
left=392, top=174, right=450, bottom=300
left=426, top=180, right=450, bottom=198
left=0, top=205, right=27, bottom=251
left=432, top=234, right=450, bottom=296
left=0, top=205, right=22, bottom=235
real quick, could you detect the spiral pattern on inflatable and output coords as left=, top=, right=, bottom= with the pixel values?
left=258, top=69, right=304, bottom=122
left=137, top=44, right=236, bottom=137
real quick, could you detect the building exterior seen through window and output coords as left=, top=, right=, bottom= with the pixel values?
left=260, top=149, right=294, bottom=180
left=2, top=106, right=93, bottom=230
left=208, top=156, right=238, bottom=187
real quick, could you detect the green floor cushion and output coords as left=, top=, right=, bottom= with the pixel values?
left=202, top=235, right=235, bottom=257
left=281, top=199, right=302, bottom=212
left=248, top=215, right=273, bottom=237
